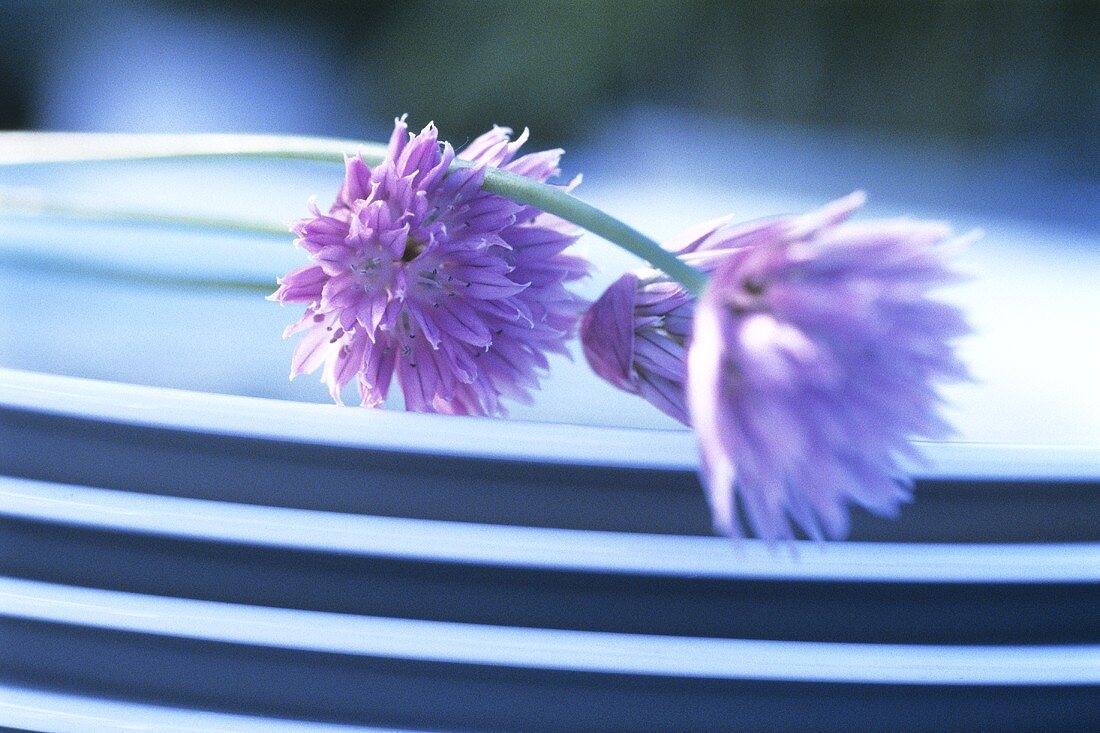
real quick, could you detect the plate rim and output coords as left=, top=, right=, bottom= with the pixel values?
left=3, top=576, right=1098, bottom=685
left=4, top=366, right=1100, bottom=480
left=3, top=475, right=1097, bottom=583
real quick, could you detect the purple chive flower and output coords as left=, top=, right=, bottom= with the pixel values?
left=579, top=217, right=733, bottom=425
left=271, top=117, right=588, bottom=415
left=582, top=192, right=969, bottom=540
left=686, top=192, right=970, bottom=540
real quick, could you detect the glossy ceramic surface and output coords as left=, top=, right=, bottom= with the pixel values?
left=1, top=153, right=1097, bottom=731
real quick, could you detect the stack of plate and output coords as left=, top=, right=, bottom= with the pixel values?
left=2, top=367, right=1098, bottom=732
left=1, top=164, right=1098, bottom=731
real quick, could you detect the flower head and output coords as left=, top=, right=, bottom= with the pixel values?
left=579, top=217, right=732, bottom=424
left=686, top=192, right=970, bottom=540
left=271, top=117, right=588, bottom=416
left=582, top=193, right=969, bottom=540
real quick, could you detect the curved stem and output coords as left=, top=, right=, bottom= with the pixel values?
left=5, top=253, right=275, bottom=293
left=480, top=168, right=707, bottom=295
left=0, top=132, right=709, bottom=295
left=0, top=131, right=361, bottom=166
left=0, top=189, right=289, bottom=238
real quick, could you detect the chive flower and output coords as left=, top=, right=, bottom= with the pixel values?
left=271, top=118, right=588, bottom=415
left=583, top=193, right=970, bottom=540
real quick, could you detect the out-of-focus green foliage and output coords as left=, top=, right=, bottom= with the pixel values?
left=357, top=0, right=694, bottom=146
left=2, top=0, right=1096, bottom=166
left=354, top=0, right=1098, bottom=158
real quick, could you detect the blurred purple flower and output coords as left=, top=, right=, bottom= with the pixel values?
left=271, top=117, right=588, bottom=415
left=687, top=192, right=970, bottom=540
left=582, top=192, right=970, bottom=540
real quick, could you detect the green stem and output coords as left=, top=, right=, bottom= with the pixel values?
left=480, top=168, right=708, bottom=294
left=0, top=189, right=289, bottom=239
left=0, top=131, right=709, bottom=294
left=1, top=252, right=275, bottom=293
left=0, top=131, right=358, bottom=166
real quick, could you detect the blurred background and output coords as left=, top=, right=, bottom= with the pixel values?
left=1, top=0, right=1097, bottom=230
left=0, top=0, right=1097, bottom=238
left=1, top=0, right=1098, bottom=442
left=2, top=1, right=1097, bottom=174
